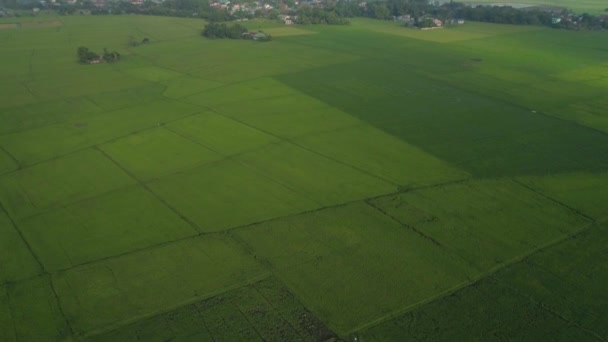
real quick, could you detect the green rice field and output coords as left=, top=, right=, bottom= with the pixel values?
left=1, top=14, right=607, bottom=341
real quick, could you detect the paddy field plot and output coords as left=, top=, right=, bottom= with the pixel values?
left=1, top=14, right=608, bottom=341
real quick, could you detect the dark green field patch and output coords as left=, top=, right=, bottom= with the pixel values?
left=358, top=276, right=595, bottom=341
left=234, top=202, right=477, bottom=335
left=5, top=275, right=70, bottom=341
left=148, top=159, right=320, bottom=232
left=53, top=234, right=266, bottom=336
left=278, top=59, right=608, bottom=177
left=88, top=277, right=336, bottom=342
left=496, top=224, right=608, bottom=339
left=0, top=149, right=135, bottom=219
left=99, top=128, right=223, bottom=181
left=19, top=185, right=197, bottom=272
left=0, top=286, right=16, bottom=342
left=0, top=211, right=41, bottom=283
left=370, top=179, right=589, bottom=272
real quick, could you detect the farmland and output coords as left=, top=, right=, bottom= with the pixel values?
left=0, top=14, right=607, bottom=341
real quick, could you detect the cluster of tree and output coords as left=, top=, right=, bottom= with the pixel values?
left=295, top=6, right=350, bottom=25
left=438, top=2, right=608, bottom=29
left=201, top=22, right=247, bottom=39
left=128, top=36, right=150, bottom=47
left=77, top=46, right=120, bottom=64
left=312, top=0, right=608, bottom=31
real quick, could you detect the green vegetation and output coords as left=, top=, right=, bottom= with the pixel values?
left=77, top=46, right=120, bottom=64
left=0, top=14, right=607, bottom=341
left=202, top=22, right=248, bottom=39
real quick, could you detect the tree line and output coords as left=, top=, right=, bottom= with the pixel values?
left=77, top=46, right=120, bottom=64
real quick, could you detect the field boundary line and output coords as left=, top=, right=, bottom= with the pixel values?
left=1, top=108, right=205, bottom=173
left=0, top=145, right=21, bottom=171
left=39, top=177, right=466, bottom=276
left=0, top=199, right=45, bottom=274
left=79, top=272, right=271, bottom=340
left=364, top=199, right=442, bottom=247
left=4, top=284, right=21, bottom=342
left=511, top=178, right=596, bottom=222
left=348, top=221, right=597, bottom=336
left=232, top=301, right=266, bottom=341
left=164, top=124, right=325, bottom=208
left=208, top=108, right=403, bottom=188
left=252, top=281, right=310, bottom=339
left=49, top=275, right=75, bottom=338
left=93, top=146, right=201, bottom=235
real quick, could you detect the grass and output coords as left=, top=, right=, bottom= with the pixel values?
left=0, top=14, right=607, bottom=341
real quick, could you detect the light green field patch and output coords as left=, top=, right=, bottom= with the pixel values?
left=53, top=235, right=266, bottom=335
left=0, top=149, right=18, bottom=175
left=125, top=66, right=184, bottom=82
left=0, top=97, right=101, bottom=135
left=234, top=202, right=477, bottom=335
left=0, top=212, right=41, bottom=283
left=148, top=159, right=319, bottom=232
left=19, top=185, right=197, bottom=272
left=556, top=63, right=608, bottom=82
left=235, top=142, right=397, bottom=206
left=183, top=77, right=299, bottom=107
left=295, top=125, right=469, bottom=186
left=100, top=128, right=222, bottom=181
left=518, top=172, right=608, bottom=223
left=476, top=64, right=546, bottom=84
left=163, top=76, right=224, bottom=99
left=214, top=93, right=329, bottom=119
left=263, top=26, right=317, bottom=37
left=0, top=99, right=202, bottom=164
left=87, top=84, right=166, bottom=111
left=166, top=113, right=279, bottom=156
left=548, top=97, right=608, bottom=133
left=218, top=98, right=361, bottom=139
left=351, top=19, right=542, bottom=43
left=0, top=149, right=135, bottom=219
left=370, top=179, right=589, bottom=272
left=7, top=275, right=70, bottom=341
left=0, top=286, right=16, bottom=342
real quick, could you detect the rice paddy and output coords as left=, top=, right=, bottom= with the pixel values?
left=1, top=14, right=607, bottom=341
